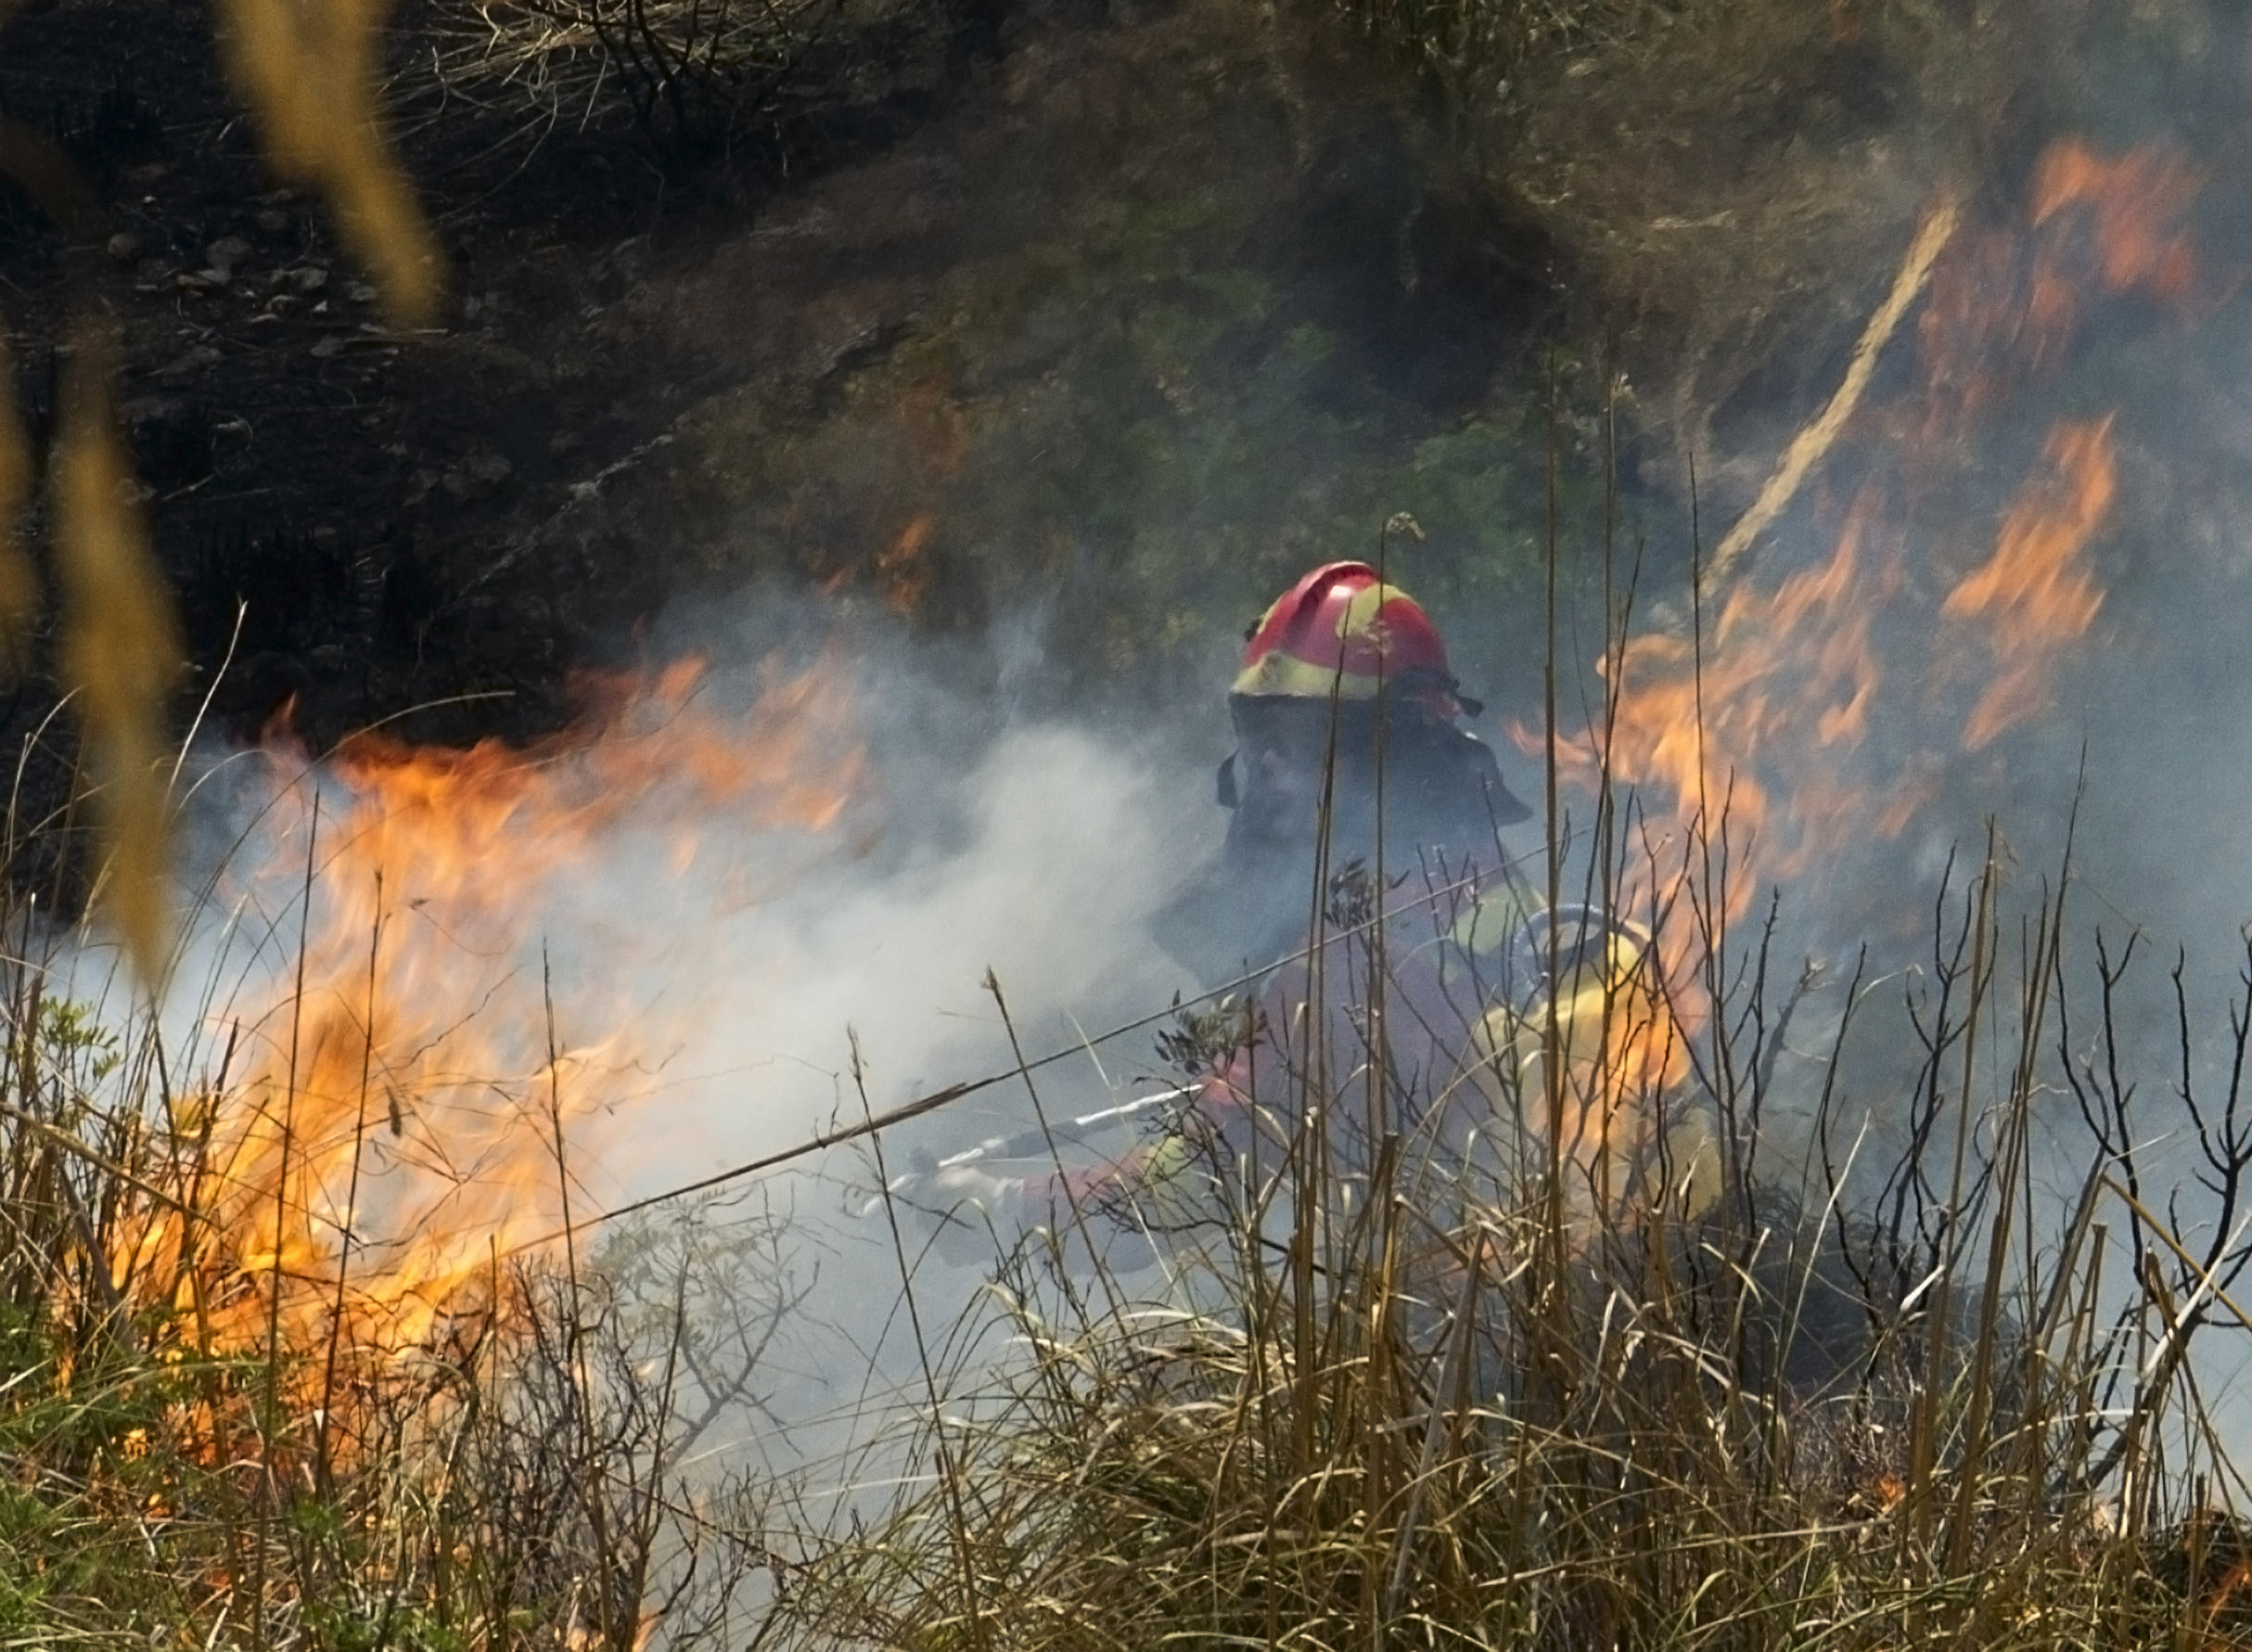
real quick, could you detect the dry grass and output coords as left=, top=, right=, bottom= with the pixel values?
left=760, top=764, right=2252, bottom=1649
left=1338, top=0, right=1669, bottom=80
left=771, top=937, right=2252, bottom=1647
left=410, top=0, right=913, bottom=159
left=0, top=934, right=786, bottom=1647
left=0, top=575, right=2246, bottom=1647
left=1296, top=0, right=2109, bottom=505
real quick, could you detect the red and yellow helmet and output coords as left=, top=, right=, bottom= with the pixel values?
left=1232, top=562, right=1474, bottom=720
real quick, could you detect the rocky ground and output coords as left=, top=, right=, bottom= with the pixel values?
left=0, top=0, right=995, bottom=749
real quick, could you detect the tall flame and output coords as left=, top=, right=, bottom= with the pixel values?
left=1942, top=416, right=2115, bottom=750
left=1547, top=139, right=2194, bottom=939
left=124, top=651, right=864, bottom=1389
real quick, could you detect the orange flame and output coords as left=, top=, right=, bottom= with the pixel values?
left=1920, top=142, right=2197, bottom=429
left=879, top=513, right=935, bottom=615
left=1559, top=497, right=1897, bottom=900
left=1942, top=417, right=2115, bottom=749
left=1502, top=144, right=2178, bottom=1174
left=2032, top=140, right=2199, bottom=305
left=124, top=651, right=864, bottom=1398
left=1538, top=140, right=2179, bottom=952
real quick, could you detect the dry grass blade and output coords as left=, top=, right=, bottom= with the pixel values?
left=413, top=0, right=860, bottom=157
left=52, top=323, right=185, bottom=984
left=1697, top=186, right=1964, bottom=598
left=0, top=335, right=39, bottom=678
left=213, top=0, right=444, bottom=328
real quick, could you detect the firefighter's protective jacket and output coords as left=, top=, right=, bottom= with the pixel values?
left=1036, top=864, right=1717, bottom=1246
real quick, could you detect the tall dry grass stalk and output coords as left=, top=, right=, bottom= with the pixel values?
left=214, top=0, right=443, bottom=328
left=1, top=0, right=441, bottom=987
left=50, top=327, right=186, bottom=987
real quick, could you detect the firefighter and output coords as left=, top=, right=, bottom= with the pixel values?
left=1154, top=559, right=1533, bottom=982
left=904, top=561, right=1714, bottom=1254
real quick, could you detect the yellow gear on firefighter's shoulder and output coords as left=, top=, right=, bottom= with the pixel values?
left=1089, top=888, right=1718, bottom=1248
left=1463, top=903, right=1719, bottom=1229
left=1130, top=1127, right=1222, bottom=1235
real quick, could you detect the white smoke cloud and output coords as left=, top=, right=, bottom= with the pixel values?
left=70, top=624, right=1224, bottom=1492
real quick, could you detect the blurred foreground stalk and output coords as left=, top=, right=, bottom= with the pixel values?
left=215, top=0, right=444, bottom=328
left=53, top=325, right=185, bottom=984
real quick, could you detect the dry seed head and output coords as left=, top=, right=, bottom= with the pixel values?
left=0, top=334, right=38, bottom=678
left=54, top=323, right=185, bottom=985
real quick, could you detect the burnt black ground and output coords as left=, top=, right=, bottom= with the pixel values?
left=0, top=0, right=1587, bottom=918
left=0, top=0, right=1017, bottom=750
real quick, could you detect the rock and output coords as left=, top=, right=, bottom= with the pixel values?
left=205, top=236, right=253, bottom=274
left=118, top=394, right=170, bottom=425
left=255, top=209, right=291, bottom=237
left=105, top=232, right=142, bottom=263
left=153, top=345, right=221, bottom=379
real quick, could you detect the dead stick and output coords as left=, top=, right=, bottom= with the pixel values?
left=1697, top=186, right=1964, bottom=601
